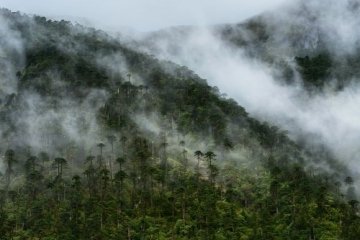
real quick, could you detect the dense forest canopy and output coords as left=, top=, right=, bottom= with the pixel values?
left=0, top=4, right=359, bottom=239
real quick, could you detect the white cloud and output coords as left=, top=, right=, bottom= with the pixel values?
left=142, top=20, right=360, bottom=188
left=0, top=0, right=287, bottom=31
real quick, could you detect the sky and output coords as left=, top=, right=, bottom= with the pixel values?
left=0, top=0, right=287, bottom=32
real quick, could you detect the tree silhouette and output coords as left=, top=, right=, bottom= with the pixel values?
left=4, top=149, right=17, bottom=195
left=24, top=156, right=38, bottom=173
left=205, top=151, right=217, bottom=183
left=86, top=155, right=96, bottom=167
left=54, top=157, right=67, bottom=178
left=120, top=136, right=128, bottom=158
left=97, top=143, right=106, bottom=167
left=107, top=135, right=117, bottom=178
left=38, top=151, right=50, bottom=172
left=159, top=133, right=169, bottom=185
left=194, top=150, right=204, bottom=170
left=180, top=140, right=187, bottom=169
left=204, top=151, right=216, bottom=167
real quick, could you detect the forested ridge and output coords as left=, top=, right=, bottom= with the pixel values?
left=217, top=6, right=360, bottom=92
left=0, top=9, right=359, bottom=240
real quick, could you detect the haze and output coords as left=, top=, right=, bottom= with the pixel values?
left=0, top=0, right=287, bottom=32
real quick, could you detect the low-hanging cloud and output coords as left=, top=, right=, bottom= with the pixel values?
left=0, top=14, right=24, bottom=96
left=0, top=11, right=111, bottom=165
left=0, top=0, right=286, bottom=32
left=139, top=1, right=360, bottom=190
left=256, top=0, right=360, bottom=56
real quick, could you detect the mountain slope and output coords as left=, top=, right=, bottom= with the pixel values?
left=143, top=0, right=360, bottom=91
left=138, top=0, right=360, bottom=188
left=216, top=0, right=360, bottom=90
left=0, top=8, right=359, bottom=240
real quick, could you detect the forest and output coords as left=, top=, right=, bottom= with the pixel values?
left=0, top=8, right=359, bottom=240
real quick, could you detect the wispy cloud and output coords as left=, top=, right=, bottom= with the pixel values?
left=140, top=0, right=360, bottom=191
left=0, top=0, right=286, bottom=32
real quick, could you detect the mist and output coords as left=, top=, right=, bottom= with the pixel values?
left=0, top=13, right=113, bottom=168
left=0, top=14, right=24, bottom=95
left=138, top=0, right=360, bottom=188
left=0, top=0, right=287, bottom=32
left=1, top=0, right=359, bottom=185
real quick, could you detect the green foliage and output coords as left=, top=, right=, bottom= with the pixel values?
left=295, top=54, right=332, bottom=89
left=0, top=9, right=359, bottom=240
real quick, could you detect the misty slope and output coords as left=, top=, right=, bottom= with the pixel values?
left=216, top=0, right=360, bottom=91
left=0, top=8, right=360, bottom=240
left=139, top=0, right=360, bottom=181
left=143, top=0, right=360, bottom=91
left=0, top=9, right=301, bottom=164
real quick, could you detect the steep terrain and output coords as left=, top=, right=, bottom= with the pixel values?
left=217, top=0, right=360, bottom=90
left=0, top=7, right=359, bottom=239
left=139, top=0, right=360, bottom=196
left=143, top=0, right=360, bottom=91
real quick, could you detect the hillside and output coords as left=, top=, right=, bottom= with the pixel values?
left=0, top=8, right=359, bottom=240
left=143, top=0, right=360, bottom=92
left=216, top=0, right=360, bottom=91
